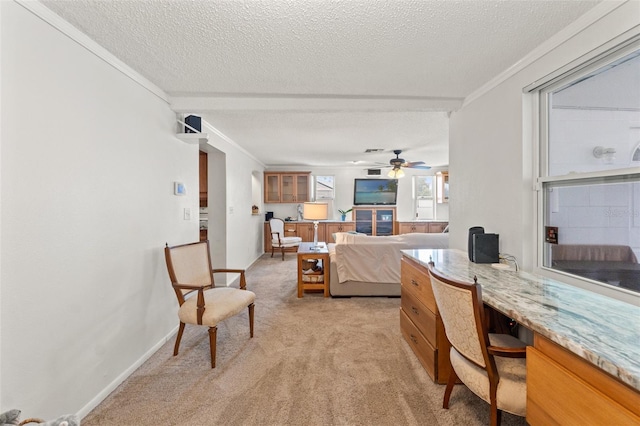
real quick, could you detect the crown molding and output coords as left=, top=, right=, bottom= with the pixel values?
left=170, top=94, right=462, bottom=113
left=462, top=0, right=628, bottom=109
left=17, top=0, right=169, bottom=103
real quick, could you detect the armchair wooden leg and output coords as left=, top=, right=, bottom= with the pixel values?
left=443, top=368, right=458, bottom=409
left=490, top=402, right=502, bottom=426
left=248, top=303, right=255, bottom=337
left=271, top=246, right=275, bottom=258
left=208, top=326, right=217, bottom=368
left=281, top=247, right=285, bottom=261
left=173, top=322, right=186, bottom=356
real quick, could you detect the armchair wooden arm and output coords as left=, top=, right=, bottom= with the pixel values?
left=172, top=283, right=207, bottom=291
left=271, top=231, right=282, bottom=244
left=212, top=268, right=247, bottom=289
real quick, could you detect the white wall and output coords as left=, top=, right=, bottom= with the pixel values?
left=264, top=166, right=450, bottom=223
left=1, top=1, right=198, bottom=418
left=202, top=122, right=265, bottom=271
left=449, top=1, right=640, bottom=302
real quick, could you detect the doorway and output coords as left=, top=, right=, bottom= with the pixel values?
left=199, top=150, right=208, bottom=241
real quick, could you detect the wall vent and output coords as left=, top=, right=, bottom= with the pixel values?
left=366, top=169, right=382, bottom=176
left=364, top=148, right=385, bottom=153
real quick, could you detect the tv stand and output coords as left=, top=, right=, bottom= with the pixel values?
left=353, top=206, right=396, bottom=236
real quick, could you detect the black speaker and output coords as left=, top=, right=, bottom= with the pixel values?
left=468, top=226, right=484, bottom=261
left=185, top=115, right=201, bottom=133
left=473, top=233, right=500, bottom=263
left=265, top=211, right=274, bottom=221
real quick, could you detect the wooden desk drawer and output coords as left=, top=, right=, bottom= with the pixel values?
left=401, top=257, right=436, bottom=312
left=527, top=346, right=640, bottom=425
left=400, top=308, right=436, bottom=381
left=401, top=286, right=436, bottom=347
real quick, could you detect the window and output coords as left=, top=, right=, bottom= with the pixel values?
left=537, top=42, right=640, bottom=294
left=315, top=175, right=334, bottom=200
left=414, top=176, right=435, bottom=220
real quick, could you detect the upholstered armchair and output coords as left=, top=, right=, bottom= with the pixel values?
left=164, top=240, right=255, bottom=368
left=269, top=218, right=302, bottom=260
left=427, top=262, right=527, bottom=426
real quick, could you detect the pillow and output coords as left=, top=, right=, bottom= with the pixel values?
left=332, top=230, right=363, bottom=243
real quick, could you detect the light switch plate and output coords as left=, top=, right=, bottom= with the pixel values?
left=183, top=208, right=191, bottom=220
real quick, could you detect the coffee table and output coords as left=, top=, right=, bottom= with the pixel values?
left=297, top=242, right=330, bottom=298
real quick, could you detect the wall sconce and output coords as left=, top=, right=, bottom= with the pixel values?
left=387, top=167, right=405, bottom=178
left=593, top=146, right=616, bottom=164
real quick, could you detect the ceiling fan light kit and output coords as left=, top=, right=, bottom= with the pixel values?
left=370, top=149, right=431, bottom=178
left=388, top=168, right=405, bottom=178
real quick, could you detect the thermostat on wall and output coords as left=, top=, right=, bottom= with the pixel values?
left=174, top=182, right=186, bottom=196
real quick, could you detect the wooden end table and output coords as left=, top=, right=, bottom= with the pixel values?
left=297, top=242, right=330, bottom=298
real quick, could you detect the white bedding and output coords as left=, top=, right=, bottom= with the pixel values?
left=332, top=233, right=449, bottom=284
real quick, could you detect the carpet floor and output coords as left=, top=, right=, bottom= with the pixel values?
left=83, top=254, right=527, bottom=426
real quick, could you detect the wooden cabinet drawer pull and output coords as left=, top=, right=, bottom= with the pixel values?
left=411, top=279, right=419, bottom=287
left=411, top=306, right=419, bottom=315
left=410, top=334, right=418, bottom=344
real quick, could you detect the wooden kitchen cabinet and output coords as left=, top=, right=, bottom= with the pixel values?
left=397, top=222, right=428, bottom=234
left=436, top=171, right=449, bottom=204
left=199, top=151, right=207, bottom=201
left=397, top=221, right=448, bottom=234
left=325, top=222, right=355, bottom=242
left=264, top=172, right=310, bottom=203
left=429, top=222, right=448, bottom=233
left=297, top=222, right=326, bottom=243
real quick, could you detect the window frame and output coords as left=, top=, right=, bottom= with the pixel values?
left=533, top=35, right=640, bottom=296
left=413, top=175, right=435, bottom=220
left=314, top=175, right=335, bottom=200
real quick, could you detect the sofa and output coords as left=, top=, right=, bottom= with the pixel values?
left=327, top=232, right=449, bottom=296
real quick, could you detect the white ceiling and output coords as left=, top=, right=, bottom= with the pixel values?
left=42, top=0, right=601, bottom=169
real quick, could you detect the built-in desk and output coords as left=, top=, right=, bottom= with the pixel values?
left=402, top=248, right=640, bottom=425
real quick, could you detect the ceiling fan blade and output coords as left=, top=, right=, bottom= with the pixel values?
left=409, top=165, right=431, bottom=170
left=404, top=161, right=426, bottom=167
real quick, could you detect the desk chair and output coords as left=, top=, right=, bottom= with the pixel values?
left=427, top=262, right=527, bottom=426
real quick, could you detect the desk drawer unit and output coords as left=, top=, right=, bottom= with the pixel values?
left=401, top=257, right=437, bottom=312
left=401, top=286, right=436, bottom=345
left=400, top=309, right=437, bottom=379
left=400, top=256, right=453, bottom=384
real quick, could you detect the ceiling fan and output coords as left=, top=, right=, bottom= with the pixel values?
left=379, top=149, right=431, bottom=178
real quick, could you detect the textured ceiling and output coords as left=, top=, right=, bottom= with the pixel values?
left=42, top=0, right=602, bottom=168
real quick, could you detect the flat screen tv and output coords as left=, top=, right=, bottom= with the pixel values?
left=353, top=178, right=398, bottom=205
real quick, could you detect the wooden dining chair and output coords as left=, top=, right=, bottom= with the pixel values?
left=427, top=262, right=527, bottom=426
left=164, top=240, right=255, bottom=368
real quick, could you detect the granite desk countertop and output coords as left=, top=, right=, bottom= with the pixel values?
left=402, top=248, right=640, bottom=392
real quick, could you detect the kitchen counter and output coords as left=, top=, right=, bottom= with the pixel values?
left=264, top=220, right=354, bottom=223
left=402, top=248, right=640, bottom=392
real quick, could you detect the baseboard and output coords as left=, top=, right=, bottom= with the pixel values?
left=76, top=326, right=179, bottom=419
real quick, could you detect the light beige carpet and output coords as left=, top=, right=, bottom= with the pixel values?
left=83, top=254, right=527, bottom=426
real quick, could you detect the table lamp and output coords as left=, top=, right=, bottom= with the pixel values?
left=303, top=202, right=328, bottom=249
